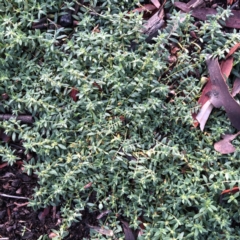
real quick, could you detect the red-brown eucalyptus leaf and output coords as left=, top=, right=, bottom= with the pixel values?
left=70, top=87, right=79, bottom=102
left=206, top=57, right=240, bottom=130
left=0, top=162, right=8, bottom=169
left=220, top=186, right=240, bottom=203
left=194, top=42, right=240, bottom=130
left=193, top=80, right=213, bottom=130
left=121, top=220, right=136, bottom=240
left=194, top=48, right=236, bottom=129
left=197, top=80, right=212, bottom=106
left=220, top=56, right=233, bottom=79
left=214, top=132, right=240, bottom=154
left=132, top=4, right=157, bottom=13
left=232, top=78, right=240, bottom=97
left=226, top=43, right=240, bottom=58
left=196, top=100, right=213, bottom=131
left=221, top=187, right=240, bottom=195
left=151, top=0, right=160, bottom=8
left=174, top=2, right=240, bottom=29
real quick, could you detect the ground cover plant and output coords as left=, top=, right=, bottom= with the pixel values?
left=1, top=0, right=240, bottom=239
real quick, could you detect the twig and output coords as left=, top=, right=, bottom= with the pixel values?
left=0, top=192, right=30, bottom=200
left=0, top=238, right=9, bottom=240
left=52, top=206, right=57, bottom=220
left=0, top=114, right=33, bottom=124
left=13, top=202, right=29, bottom=208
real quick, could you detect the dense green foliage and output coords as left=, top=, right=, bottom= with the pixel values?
left=1, top=0, right=240, bottom=239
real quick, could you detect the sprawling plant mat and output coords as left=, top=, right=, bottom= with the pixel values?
left=1, top=0, right=240, bottom=239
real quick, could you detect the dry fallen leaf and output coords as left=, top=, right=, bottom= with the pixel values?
left=87, top=224, right=114, bottom=237
left=121, top=220, right=136, bottom=240
left=220, top=56, right=233, bottom=79
left=194, top=43, right=240, bottom=130
left=221, top=187, right=240, bottom=195
left=70, top=87, right=79, bottom=102
left=142, top=9, right=165, bottom=43
left=193, top=80, right=213, bottom=130
left=196, top=100, right=213, bottom=131
left=0, top=162, right=8, bottom=169
left=0, top=172, right=15, bottom=178
left=232, top=78, right=240, bottom=97
left=151, top=0, right=160, bottom=8
left=206, top=57, right=240, bottom=130
left=214, top=132, right=240, bottom=154
left=132, top=4, right=157, bottom=13
left=96, top=210, right=111, bottom=220
left=188, top=0, right=205, bottom=9
left=219, top=186, right=240, bottom=204
left=174, top=2, right=240, bottom=29
left=197, top=80, right=212, bottom=106
left=226, top=43, right=240, bottom=58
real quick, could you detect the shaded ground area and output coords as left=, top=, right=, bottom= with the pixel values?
left=0, top=163, right=97, bottom=240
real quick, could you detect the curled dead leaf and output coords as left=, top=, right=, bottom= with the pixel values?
left=195, top=100, right=213, bottom=131
left=214, top=132, right=240, bottom=154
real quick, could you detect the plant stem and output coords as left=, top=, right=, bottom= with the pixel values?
left=0, top=114, right=33, bottom=123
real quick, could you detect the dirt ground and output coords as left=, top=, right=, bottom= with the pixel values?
left=0, top=162, right=98, bottom=240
